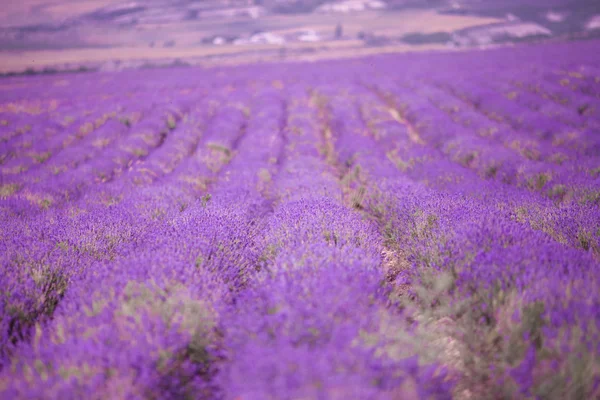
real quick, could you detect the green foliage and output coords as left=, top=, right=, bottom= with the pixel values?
left=549, top=153, right=568, bottom=165
left=201, top=194, right=212, bottom=208
left=547, top=184, right=567, bottom=202
left=351, top=185, right=366, bottom=210
left=132, top=148, right=148, bottom=157
left=457, top=151, right=478, bottom=168
left=323, top=229, right=340, bottom=246
left=0, top=183, right=21, bottom=198
left=4, top=264, right=68, bottom=349
left=577, top=230, right=592, bottom=252
left=167, top=114, right=177, bottom=130
left=580, top=190, right=600, bottom=206
left=119, top=117, right=132, bottom=127
left=40, top=198, right=53, bottom=210
left=527, top=172, right=551, bottom=191
left=32, top=151, right=51, bottom=164
left=118, top=281, right=219, bottom=393
left=484, top=163, right=499, bottom=179
left=207, top=143, right=231, bottom=157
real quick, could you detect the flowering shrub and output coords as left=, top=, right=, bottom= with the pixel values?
left=1, top=40, right=599, bottom=398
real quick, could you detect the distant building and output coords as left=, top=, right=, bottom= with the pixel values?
left=238, top=32, right=286, bottom=45
left=315, top=0, right=386, bottom=14
left=452, top=22, right=552, bottom=47
left=202, top=34, right=239, bottom=45
left=298, top=30, right=321, bottom=42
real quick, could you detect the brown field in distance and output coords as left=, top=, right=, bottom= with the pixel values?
left=0, top=6, right=502, bottom=73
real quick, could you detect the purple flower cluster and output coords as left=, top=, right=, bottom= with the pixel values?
left=1, top=39, right=599, bottom=398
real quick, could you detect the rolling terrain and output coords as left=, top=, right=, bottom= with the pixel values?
left=2, top=0, right=600, bottom=74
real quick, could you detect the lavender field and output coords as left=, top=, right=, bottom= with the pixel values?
left=1, top=39, right=600, bottom=399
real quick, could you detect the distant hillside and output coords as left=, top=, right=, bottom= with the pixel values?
left=442, top=0, right=600, bottom=39
left=1, top=0, right=599, bottom=74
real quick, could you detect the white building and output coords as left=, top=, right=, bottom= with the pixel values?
left=298, top=30, right=321, bottom=42
left=315, top=0, right=386, bottom=14
left=249, top=32, right=286, bottom=45
left=452, top=22, right=552, bottom=47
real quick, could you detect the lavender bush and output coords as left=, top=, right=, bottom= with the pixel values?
left=1, top=40, right=599, bottom=399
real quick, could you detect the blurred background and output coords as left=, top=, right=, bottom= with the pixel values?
left=1, top=0, right=599, bottom=74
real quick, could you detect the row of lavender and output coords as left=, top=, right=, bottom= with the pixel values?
left=1, top=39, right=599, bottom=398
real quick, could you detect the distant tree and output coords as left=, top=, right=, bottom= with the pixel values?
left=335, top=23, right=343, bottom=39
